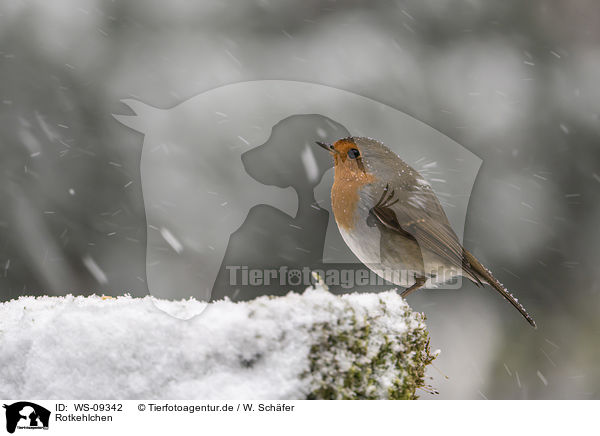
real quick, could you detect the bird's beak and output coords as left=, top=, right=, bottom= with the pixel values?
left=315, top=141, right=339, bottom=155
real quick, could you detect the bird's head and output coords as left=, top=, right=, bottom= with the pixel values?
left=316, top=137, right=366, bottom=178
left=315, top=136, right=394, bottom=182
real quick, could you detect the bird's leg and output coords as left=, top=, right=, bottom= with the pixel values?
left=401, top=275, right=427, bottom=298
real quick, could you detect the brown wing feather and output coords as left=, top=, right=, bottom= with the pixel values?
left=371, top=186, right=482, bottom=284
left=373, top=202, right=536, bottom=327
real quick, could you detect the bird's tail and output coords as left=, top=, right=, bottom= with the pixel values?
left=462, top=249, right=537, bottom=328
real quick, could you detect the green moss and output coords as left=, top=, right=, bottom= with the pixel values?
left=304, top=297, right=435, bottom=400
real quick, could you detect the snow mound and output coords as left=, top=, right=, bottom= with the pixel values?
left=0, top=287, right=434, bottom=399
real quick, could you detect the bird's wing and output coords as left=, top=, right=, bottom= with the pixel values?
left=370, top=184, right=481, bottom=283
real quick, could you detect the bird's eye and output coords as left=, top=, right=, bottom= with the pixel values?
left=347, top=148, right=360, bottom=159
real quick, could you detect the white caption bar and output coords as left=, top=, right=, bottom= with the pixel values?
left=0, top=400, right=595, bottom=435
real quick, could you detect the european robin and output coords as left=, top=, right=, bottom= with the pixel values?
left=316, top=137, right=536, bottom=328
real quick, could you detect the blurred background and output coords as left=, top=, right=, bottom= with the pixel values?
left=1, top=0, right=599, bottom=399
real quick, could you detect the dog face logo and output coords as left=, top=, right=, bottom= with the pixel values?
left=114, top=80, right=481, bottom=315
left=3, top=402, right=50, bottom=433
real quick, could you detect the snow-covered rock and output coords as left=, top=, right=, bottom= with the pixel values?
left=0, top=287, right=434, bottom=399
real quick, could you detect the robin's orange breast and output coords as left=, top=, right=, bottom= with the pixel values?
left=331, top=172, right=375, bottom=231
